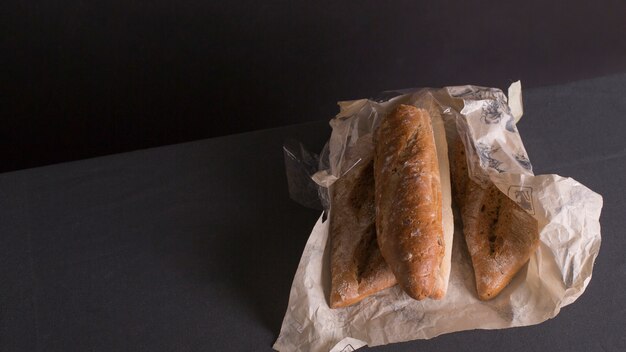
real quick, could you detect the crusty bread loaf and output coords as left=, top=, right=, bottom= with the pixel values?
left=450, top=139, right=540, bottom=300
left=329, top=155, right=397, bottom=308
left=374, top=105, right=445, bottom=300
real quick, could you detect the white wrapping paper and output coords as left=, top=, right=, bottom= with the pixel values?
left=274, top=83, right=603, bottom=352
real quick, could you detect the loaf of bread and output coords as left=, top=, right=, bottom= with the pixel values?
left=329, top=152, right=397, bottom=308
left=374, top=105, right=452, bottom=300
left=450, top=139, right=539, bottom=300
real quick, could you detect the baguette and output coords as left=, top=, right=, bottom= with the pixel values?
left=374, top=105, right=452, bottom=300
left=450, top=139, right=539, bottom=300
left=330, top=154, right=397, bottom=308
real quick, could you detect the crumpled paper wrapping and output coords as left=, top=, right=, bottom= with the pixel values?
left=274, top=83, right=603, bottom=352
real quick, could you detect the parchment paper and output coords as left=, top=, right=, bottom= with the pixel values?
left=274, top=83, right=603, bottom=352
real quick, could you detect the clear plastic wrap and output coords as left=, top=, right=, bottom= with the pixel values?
left=276, top=83, right=603, bottom=352
left=283, top=139, right=325, bottom=210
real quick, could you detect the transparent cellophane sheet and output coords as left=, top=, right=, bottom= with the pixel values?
left=275, top=84, right=603, bottom=352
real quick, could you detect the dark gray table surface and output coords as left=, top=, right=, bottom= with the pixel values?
left=2, top=74, right=625, bottom=351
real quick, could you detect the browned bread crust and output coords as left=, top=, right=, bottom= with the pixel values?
left=450, top=139, right=540, bottom=300
left=374, top=105, right=445, bottom=300
left=329, top=157, right=397, bottom=308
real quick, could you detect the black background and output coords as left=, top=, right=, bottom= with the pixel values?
left=4, top=1, right=626, bottom=172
